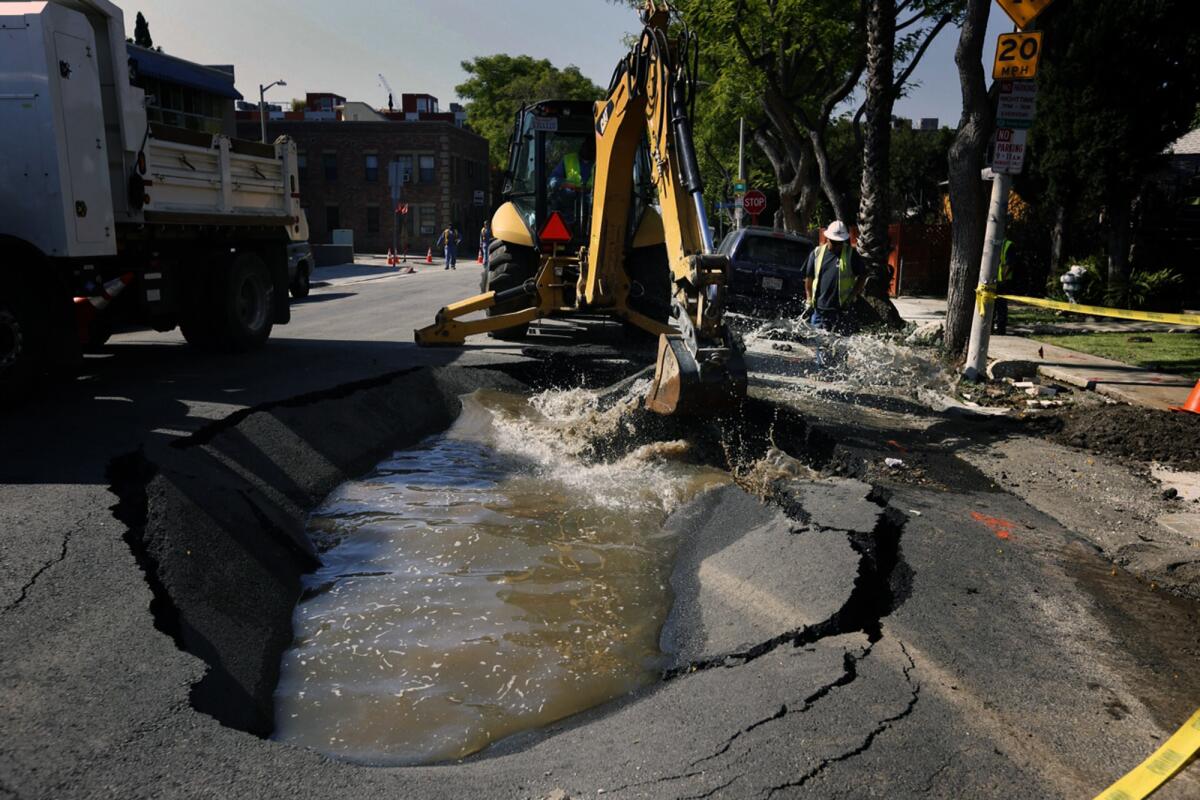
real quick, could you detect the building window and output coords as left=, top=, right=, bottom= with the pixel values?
left=326, top=205, right=340, bottom=231
left=364, top=154, right=379, bottom=183
left=322, top=152, right=337, bottom=182
left=392, top=154, right=413, bottom=184
left=366, top=205, right=380, bottom=234
left=419, top=205, right=437, bottom=236
left=297, top=151, right=307, bottom=181
left=419, top=154, right=436, bottom=184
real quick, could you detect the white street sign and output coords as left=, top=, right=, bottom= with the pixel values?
left=473, top=190, right=485, bottom=207
left=993, top=127, right=1028, bottom=174
left=996, top=80, right=1038, bottom=129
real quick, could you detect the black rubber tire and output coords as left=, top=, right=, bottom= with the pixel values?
left=215, top=253, right=274, bottom=351
left=0, top=276, right=46, bottom=404
left=290, top=260, right=311, bottom=299
left=182, top=252, right=274, bottom=352
left=484, top=240, right=538, bottom=340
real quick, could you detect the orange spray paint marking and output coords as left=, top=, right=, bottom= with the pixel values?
left=971, top=511, right=1017, bottom=541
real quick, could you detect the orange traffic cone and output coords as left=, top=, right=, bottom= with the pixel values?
left=426, top=247, right=434, bottom=265
left=74, top=272, right=133, bottom=343
left=386, top=248, right=396, bottom=267
left=1171, top=378, right=1200, bottom=415
left=477, top=249, right=484, bottom=265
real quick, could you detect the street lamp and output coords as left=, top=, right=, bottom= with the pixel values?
left=259, top=79, right=287, bottom=143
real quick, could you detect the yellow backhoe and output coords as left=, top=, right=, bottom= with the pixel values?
left=414, top=1, right=746, bottom=415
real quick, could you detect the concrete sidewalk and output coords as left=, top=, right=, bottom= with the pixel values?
left=894, top=296, right=1197, bottom=412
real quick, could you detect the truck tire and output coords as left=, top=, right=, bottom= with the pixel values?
left=181, top=252, right=274, bottom=352
left=484, top=240, right=539, bottom=340
left=0, top=277, right=48, bottom=403
left=215, top=252, right=274, bottom=351
left=290, top=260, right=311, bottom=299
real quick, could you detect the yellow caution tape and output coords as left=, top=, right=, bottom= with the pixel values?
left=974, top=285, right=1200, bottom=327
left=1092, top=707, right=1200, bottom=800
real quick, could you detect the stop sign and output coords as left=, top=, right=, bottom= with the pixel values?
left=742, top=189, right=767, bottom=216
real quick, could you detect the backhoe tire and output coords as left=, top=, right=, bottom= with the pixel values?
left=624, top=244, right=672, bottom=338
left=484, top=240, right=538, bottom=341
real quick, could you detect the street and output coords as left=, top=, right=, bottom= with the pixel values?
left=2, top=264, right=1199, bottom=799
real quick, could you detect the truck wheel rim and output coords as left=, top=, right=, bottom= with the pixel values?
left=236, top=276, right=268, bottom=331
left=0, top=309, right=21, bottom=370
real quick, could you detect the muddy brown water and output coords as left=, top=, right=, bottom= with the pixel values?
left=273, top=386, right=727, bottom=765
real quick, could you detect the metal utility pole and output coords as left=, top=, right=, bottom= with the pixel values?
left=259, top=79, right=287, bottom=143
left=735, top=117, right=746, bottom=230
left=963, top=170, right=1012, bottom=381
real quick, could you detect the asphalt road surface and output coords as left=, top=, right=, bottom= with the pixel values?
left=2, top=262, right=1199, bottom=799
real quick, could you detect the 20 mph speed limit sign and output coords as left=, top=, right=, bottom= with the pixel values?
left=993, top=31, right=1043, bottom=79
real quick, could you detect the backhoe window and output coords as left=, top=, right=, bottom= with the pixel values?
left=545, top=133, right=593, bottom=227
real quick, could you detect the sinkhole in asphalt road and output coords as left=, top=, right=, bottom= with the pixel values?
left=273, top=384, right=728, bottom=765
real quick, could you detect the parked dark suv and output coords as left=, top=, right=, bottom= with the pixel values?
left=718, top=227, right=815, bottom=316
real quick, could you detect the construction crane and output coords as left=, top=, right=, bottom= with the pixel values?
left=377, top=73, right=395, bottom=113
left=414, top=0, right=745, bottom=416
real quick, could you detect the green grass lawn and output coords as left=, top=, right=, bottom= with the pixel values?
left=1007, top=306, right=1068, bottom=327
left=1031, top=331, right=1200, bottom=379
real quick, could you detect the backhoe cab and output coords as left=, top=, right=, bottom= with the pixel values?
left=415, top=1, right=746, bottom=415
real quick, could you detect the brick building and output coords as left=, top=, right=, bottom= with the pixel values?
left=236, top=93, right=490, bottom=255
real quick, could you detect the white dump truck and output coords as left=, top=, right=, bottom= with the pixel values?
left=0, top=0, right=307, bottom=399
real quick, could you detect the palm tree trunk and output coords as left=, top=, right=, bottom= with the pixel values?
left=857, top=0, right=896, bottom=301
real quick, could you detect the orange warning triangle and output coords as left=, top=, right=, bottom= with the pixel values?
left=539, top=211, right=573, bottom=243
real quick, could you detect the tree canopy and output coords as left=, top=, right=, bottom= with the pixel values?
left=456, top=55, right=604, bottom=167
left=133, top=11, right=153, bottom=49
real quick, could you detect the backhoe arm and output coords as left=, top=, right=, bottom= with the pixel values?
left=586, top=1, right=746, bottom=414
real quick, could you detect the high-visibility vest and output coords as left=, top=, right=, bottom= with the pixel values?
left=563, top=152, right=594, bottom=190
left=812, top=244, right=856, bottom=307
left=997, top=239, right=1013, bottom=283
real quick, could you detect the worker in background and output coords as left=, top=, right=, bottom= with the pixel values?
left=436, top=224, right=461, bottom=270
left=479, top=220, right=492, bottom=268
left=803, top=220, right=867, bottom=334
left=992, top=239, right=1013, bottom=336
left=549, top=137, right=596, bottom=223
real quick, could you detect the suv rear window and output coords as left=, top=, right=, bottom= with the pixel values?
left=737, top=235, right=811, bottom=268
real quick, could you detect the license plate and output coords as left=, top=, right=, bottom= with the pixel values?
left=762, top=276, right=783, bottom=291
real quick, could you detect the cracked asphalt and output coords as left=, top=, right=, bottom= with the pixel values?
left=3, top=263, right=1200, bottom=798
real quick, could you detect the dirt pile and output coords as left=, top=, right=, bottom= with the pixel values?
left=1033, top=404, right=1200, bottom=470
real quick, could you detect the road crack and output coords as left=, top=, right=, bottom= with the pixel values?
left=2, top=525, right=76, bottom=615
left=763, top=642, right=920, bottom=798
left=689, top=644, right=875, bottom=770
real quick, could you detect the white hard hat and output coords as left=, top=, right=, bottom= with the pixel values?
left=824, top=220, right=851, bottom=242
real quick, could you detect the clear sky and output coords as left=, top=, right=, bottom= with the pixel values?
left=129, top=0, right=1011, bottom=127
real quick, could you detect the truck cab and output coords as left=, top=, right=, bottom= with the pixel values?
left=0, top=0, right=304, bottom=400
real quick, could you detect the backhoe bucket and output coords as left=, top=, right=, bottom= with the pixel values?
left=645, top=334, right=747, bottom=416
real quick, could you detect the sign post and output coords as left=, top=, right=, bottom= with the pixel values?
left=966, top=0, right=1057, bottom=381
left=742, top=189, right=767, bottom=226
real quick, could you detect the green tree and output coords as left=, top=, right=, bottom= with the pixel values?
left=456, top=55, right=604, bottom=168
left=133, top=11, right=153, bottom=49
left=1029, top=0, right=1200, bottom=289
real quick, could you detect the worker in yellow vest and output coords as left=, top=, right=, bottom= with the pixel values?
left=549, top=137, right=596, bottom=225
left=802, top=220, right=868, bottom=334
left=992, top=239, right=1013, bottom=335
